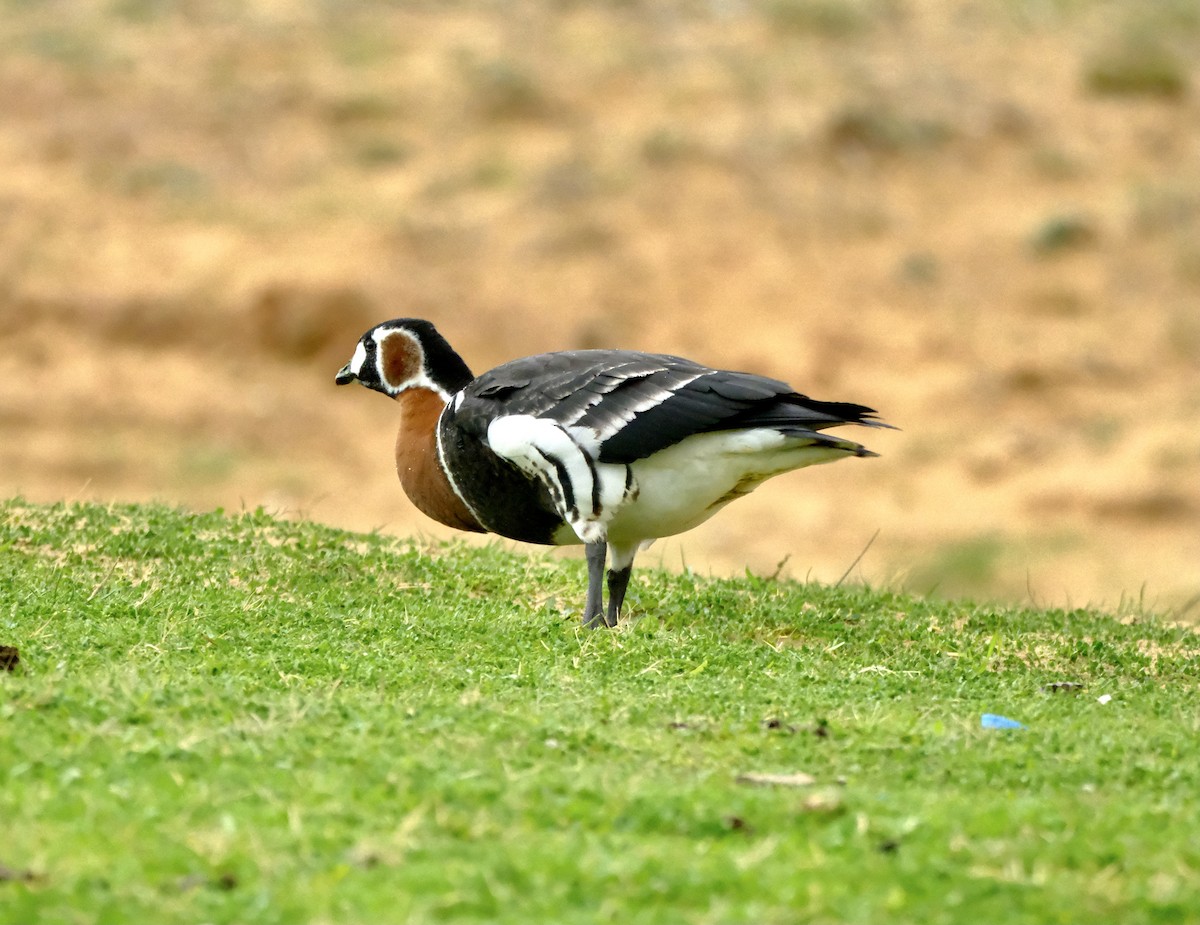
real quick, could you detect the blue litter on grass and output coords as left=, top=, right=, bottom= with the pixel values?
left=981, top=713, right=1026, bottom=730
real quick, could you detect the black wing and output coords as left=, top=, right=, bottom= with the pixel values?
left=459, top=349, right=888, bottom=464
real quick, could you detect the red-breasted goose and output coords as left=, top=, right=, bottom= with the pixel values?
left=336, top=318, right=891, bottom=628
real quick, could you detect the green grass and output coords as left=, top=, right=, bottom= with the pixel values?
left=2, top=499, right=1199, bottom=923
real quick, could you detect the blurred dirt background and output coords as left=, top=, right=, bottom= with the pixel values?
left=2, top=0, right=1198, bottom=615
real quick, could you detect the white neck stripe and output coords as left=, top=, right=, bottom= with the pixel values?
left=435, top=403, right=487, bottom=529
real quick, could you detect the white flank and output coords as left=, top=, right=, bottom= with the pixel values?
left=605, top=429, right=851, bottom=547
left=486, top=414, right=631, bottom=544
left=490, top=418, right=860, bottom=551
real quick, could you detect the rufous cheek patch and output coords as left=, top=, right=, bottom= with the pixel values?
left=379, top=330, right=422, bottom=390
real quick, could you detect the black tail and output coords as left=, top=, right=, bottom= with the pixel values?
left=728, top=394, right=895, bottom=433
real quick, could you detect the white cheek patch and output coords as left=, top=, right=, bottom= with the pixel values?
left=349, top=341, right=368, bottom=377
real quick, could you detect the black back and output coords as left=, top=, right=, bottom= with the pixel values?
left=453, top=349, right=886, bottom=464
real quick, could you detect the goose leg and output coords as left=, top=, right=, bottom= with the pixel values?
left=583, top=541, right=607, bottom=629
left=604, top=544, right=638, bottom=627
left=605, top=567, right=632, bottom=627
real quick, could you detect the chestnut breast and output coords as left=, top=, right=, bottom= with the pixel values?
left=393, top=387, right=485, bottom=534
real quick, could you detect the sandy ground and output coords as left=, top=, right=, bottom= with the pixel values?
left=1, top=1, right=1198, bottom=615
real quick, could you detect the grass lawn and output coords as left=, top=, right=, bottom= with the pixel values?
left=2, top=499, right=1198, bottom=923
